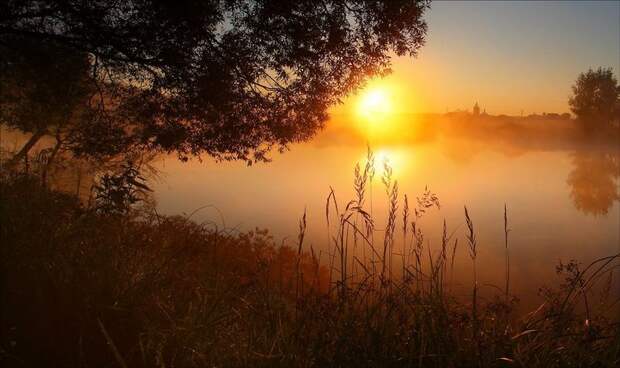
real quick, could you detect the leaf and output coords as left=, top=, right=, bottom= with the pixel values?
left=511, top=329, right=538, bottom=340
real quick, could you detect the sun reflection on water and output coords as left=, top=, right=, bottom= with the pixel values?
left=357, top=147, right=414, bottom=180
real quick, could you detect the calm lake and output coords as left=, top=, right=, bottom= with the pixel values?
left=2, top=114, right=617, bottom=307
left=151, top=114, right=620, bottom=306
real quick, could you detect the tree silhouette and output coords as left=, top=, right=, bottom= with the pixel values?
left=568, top=68, right=620, bottom=132
left=0, top=40, right=135, bottom=169
left=1, top=1, right=430, bottom=163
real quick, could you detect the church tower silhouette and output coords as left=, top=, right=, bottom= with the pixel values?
left=473, top=102, right=480, bottom=116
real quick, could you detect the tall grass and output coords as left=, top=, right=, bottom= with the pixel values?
left=1, top=152, right=619, bottom=367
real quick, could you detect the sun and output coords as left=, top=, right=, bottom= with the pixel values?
left=356, top=86, right=393, bottom=118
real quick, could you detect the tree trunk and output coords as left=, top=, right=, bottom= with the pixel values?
left=41, top=137, right=63, bottom=187
left=3, top=128, right=48, bottom=170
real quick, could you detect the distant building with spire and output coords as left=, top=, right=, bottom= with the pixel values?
left=473, top=102, right=480, bottom=116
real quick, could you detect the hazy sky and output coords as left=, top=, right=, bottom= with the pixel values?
left=340, top=1, right=620, bottom=116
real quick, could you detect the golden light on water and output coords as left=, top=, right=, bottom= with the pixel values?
left=357, top=146, right=415, bottom=179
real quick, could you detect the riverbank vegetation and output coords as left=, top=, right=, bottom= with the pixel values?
left=2, top=158, right=618, bottom=367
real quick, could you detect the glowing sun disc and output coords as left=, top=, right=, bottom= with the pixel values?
left=357, top=87, right=393, bottom=117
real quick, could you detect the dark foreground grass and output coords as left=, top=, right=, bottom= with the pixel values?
left=1, top=164, right=619, bottom=367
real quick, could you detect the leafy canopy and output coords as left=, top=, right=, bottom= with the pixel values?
left=1, top=0, right=430, bottom=162
left=568, top=67, right=619, bottom=127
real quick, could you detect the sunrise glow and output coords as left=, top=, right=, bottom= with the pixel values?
left=357, top=87, right=393, bottom=118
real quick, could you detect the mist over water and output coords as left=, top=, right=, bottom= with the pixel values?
left=151, top=114, right=620, bottom=307
left=3, top=113, right=617, bottom=308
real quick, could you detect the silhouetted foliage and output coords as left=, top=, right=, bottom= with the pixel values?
left=0, top=39, right=146, bottom=176
left=569, top=68, right=620, bottom=131
left=0, top=41, right=93, bottom=165
left=1, top=0, right=430, bottom=163
left=92, top=161, right=152, bottom=214
left=0, top=174, right=327, bottom=367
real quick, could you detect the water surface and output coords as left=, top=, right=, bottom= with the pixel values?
left=152, top=115, right=620, bottom=306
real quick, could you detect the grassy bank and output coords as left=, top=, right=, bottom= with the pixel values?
left=1, top=165, right=619, bottom=367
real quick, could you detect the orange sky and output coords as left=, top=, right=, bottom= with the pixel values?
left=334, top=1, right=620, bottom=116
